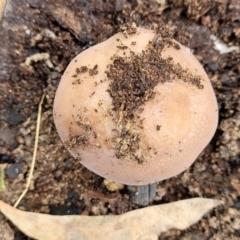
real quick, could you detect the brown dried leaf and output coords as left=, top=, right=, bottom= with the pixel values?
left=0, top=198, right=221, bottom=240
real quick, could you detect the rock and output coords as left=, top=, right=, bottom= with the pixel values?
left=0, top=129, right=17, bottom=149
left=3, top=109, right=24, bottom=126
left=54, top=170, right=62, bottom=180
left=65, top=159, right=73, bottom=169
left=5, top=163, right=23, bottom=179
left=233, top=202, right=240, bottom=210
left=51, top=71, right=59, bottom=80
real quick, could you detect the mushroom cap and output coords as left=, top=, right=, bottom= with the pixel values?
left=53, top=27, right=218, bottom=185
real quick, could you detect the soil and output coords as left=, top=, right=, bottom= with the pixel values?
left=0, top=0, right=240, bottom=239
left=105, top=28, right=203, bottom=163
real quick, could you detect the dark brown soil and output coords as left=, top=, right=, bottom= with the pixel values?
left=0, top=0, right=240, bottom=239
left=105, top=28, right=203, bottom=163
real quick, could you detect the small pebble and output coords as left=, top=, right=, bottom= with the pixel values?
left=5, top=163, right=23, bottom=179
left=51, top=71, right=59, bottom=79
left=65, top=159, right=73, bottom=169
left=0, top=129, right=17, bottom=149
left=54, top=169, right=62, bottom=180
left=103, top=179, right=124, bottom=192
left=233, top=202, right=240, bottom=210
left=91, top=205, right=100, bottom=215
left=3, top=109, right=25, bottom=126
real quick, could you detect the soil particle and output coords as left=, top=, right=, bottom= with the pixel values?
left=89, top=64, right=98, bottom=76
left=103, top=179, right=124, bottom=192
left=106, top=25, right=203, bottom=163
left=118, top=22, right=138, bottom=38
left=5, top=163, right=23, bottom=179
left=0, top=129, right=17, bottom=149
left=50, top=202, right=82, bottom=215
left=0, top=154, right=15, bottom=164
left=3, top=110, right=25, bottom=126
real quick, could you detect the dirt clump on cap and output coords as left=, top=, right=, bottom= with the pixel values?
left=105, top=24, right=204, bottom=163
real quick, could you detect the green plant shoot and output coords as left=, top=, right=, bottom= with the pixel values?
left=0, top=167, right=5, bottom=193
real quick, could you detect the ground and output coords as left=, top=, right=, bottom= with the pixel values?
left=0, top=0, right=240, bottom=239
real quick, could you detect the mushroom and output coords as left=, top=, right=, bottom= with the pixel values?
left=53, top=26, right=218, bottom=186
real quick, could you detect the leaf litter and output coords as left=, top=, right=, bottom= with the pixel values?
left=0, top=198, right=221, bottom=240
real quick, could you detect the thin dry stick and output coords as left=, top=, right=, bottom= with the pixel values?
left=14, top=92, right=46, bottom=208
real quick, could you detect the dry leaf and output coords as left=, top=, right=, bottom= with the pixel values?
left=0, top=198, right=221, bottom=240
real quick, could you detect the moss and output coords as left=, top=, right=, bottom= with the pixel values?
left=0, top=167, right=5, bottom=194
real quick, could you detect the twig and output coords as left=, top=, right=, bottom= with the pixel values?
left=14, top=92, right=46, bottom=208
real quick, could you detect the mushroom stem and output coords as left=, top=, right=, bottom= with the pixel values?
left=128, top=183, right=157, bottom=206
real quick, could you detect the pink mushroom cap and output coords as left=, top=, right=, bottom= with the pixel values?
left=53, top=27, right=218, bottom=185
